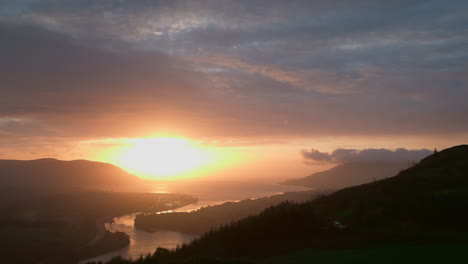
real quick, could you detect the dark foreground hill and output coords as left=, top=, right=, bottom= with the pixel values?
left=0, top=158, right=148, bottom=197
left=282, top=161, right=410, bottom=189
left=89, top=145, right=468, bottom=264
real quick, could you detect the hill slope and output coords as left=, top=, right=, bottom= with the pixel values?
left=134, top=190, right=319, bottom=234
left=0, top=158, right=148, bottom=197
left=282, top=161, right=410, bottom=189
left=92, top=144, right=468, bottom=263
left=313, top=145, right=468, bottom=227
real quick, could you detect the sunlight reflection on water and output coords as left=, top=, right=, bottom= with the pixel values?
left=79, top=180, right=310, bottom=263
left=79, top=213, right=195, bottom=263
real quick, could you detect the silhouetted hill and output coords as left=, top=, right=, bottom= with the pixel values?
left=0, top=158, right=148, bottom=197
left=312, top=145, right=468, bottom=230
left=90, top=145, right=468, bottom=263
left=282, top=161, right=410, bottom=189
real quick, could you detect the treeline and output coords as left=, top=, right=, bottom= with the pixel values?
left=134, top=191, right=319, bottom=234
left=88, top=201, right=340, bottom=264
left=87, top=145, right=468, bottom=264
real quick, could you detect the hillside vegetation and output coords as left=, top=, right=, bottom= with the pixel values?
left=135, top=191, right=319, bottom=234
left=88, top=145, right=468, bottom=264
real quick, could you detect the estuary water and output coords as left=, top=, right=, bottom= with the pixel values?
left=80, top=179, right=310, bottom=263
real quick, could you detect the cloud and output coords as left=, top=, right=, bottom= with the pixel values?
left=0, top=22, right=217, bottom=138
left=1, top=0, right=468, bottom=143
left=302, top=148, right=432, bottom=164
left=301, top=149, right=333, bottom=163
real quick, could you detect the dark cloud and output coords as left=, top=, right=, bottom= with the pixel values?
left=302, top=148, right=432, bottom=164
left=0, top=1, right=467, bottom=142
left=301, top=149, right=333, bottom=163
left=0, top=23, right=217, bottom=137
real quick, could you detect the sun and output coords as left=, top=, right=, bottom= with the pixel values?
left=114, top=137, right=211, bottom=180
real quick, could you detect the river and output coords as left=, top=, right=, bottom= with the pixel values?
left=79, top=179, right=310, bottom=263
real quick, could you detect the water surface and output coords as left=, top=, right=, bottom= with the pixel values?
left=80, top=179, right=310, bottom=263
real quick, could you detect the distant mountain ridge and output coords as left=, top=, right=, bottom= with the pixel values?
left=182, top=144, right=468, bottom=258
left=98, top=144, right=468, bottom=263
left=282, top=161, right=411, bottom=189
left=0, top=158, right=148, bottom=196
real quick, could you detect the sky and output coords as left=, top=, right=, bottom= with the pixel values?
left=0, top=0, right=467, bottom=179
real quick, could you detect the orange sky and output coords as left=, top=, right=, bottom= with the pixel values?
left=1, top=2, right=467, bottom=180
left=1, top=133, right=465, bottom=180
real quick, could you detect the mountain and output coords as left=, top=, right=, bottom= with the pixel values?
left=0, top=158, right=148, bottom=197
left=282, top=161, right=411, bottom=189
left=94, top=144, right=468, bottom=263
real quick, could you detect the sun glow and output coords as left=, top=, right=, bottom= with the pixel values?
left=89, top=136, right=245, bottom=180
left=114, top=137, right=214, bottom=180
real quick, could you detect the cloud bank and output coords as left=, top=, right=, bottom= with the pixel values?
left=0, top=0, right=467, bottom=150
left=302, top=148, right=432, bottom=164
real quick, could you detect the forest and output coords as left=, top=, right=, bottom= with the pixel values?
left=87, top=145, right=468, bottom=264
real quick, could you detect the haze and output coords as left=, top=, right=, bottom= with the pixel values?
left=2, top=2, right=468, bottom=264
left=1, top=0, right=467, bottom=180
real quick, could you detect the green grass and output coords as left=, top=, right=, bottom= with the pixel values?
left=267, top=244, right=468, bottom=264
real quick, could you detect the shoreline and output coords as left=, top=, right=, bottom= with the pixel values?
left=77, top=197, right=199, bottom=264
